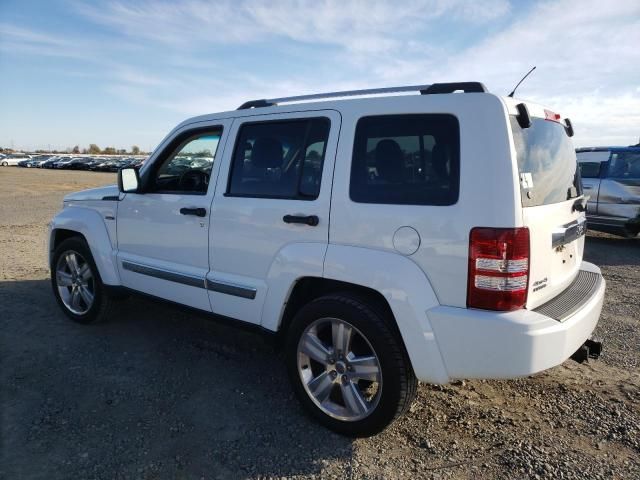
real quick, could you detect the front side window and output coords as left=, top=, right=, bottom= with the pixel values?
left=228, top=118, right=330, bottom=199
left=608, top=151, right=640, bottom=179
left=350, top=114, right=460, bottom=205
left=152, top=130, right=221, bottom=194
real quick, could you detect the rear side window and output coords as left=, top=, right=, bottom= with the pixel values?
left=608, top=151, right=640, bottom=179
left=350, top=114, right=460, bottom=205
left=578, top=162, right=602, bottom=178
left=228, top=118, right=330, bottom=199
left=510, top=117, right=582, bottom=207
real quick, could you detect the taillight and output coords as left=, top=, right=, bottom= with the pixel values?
left=467, top=227, right=530, bottom=311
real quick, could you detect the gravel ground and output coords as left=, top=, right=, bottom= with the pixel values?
left=1, top=167, right=638, bottom=479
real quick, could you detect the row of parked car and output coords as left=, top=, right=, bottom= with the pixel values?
left=0, top=153, right=145, bottom=172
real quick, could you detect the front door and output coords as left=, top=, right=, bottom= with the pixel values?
left=207, top=110, right=340, bottom=324
left=116, top=120, right=231, bottom=311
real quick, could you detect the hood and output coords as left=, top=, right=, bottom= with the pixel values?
left=64, top=185, right=120, bottom=202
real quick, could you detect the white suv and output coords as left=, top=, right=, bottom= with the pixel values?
left=49, top=82, right=605, bottom=436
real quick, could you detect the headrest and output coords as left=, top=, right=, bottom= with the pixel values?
left=432, top=144, right=451, bottom=177
left=375, top=139, right=404, bottom=182
left=251, top=138, right=283, bottom=169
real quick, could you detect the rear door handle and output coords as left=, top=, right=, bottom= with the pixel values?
left=180, top=207, right=207, bottom=217
left=283, top=214, right=319, bottom=226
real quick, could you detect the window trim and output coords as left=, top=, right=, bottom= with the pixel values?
left=224, top=116, right=331, bottom=201
left=142, top=126, right=224, bottom=196
left=349, top=113, right=461, bottom=206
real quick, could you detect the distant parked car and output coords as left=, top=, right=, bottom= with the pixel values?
left=18, top=159, right=34, bottom=167
left=42, top=156, right=63, bottom=168
left=34, top=156, right=54, bottom=167
left=64, top=158, right=91, bottom=170
left=53, top=157, right=78, bottom=169
left=91, top=160, right=117, bottom=172
left=1, top=153, right=31, bottom=166
left=577, top=146, right=640, bottom=237
left=19, top=155, right=51, bottom=168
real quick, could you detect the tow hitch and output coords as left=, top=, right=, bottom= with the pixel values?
left=570, top=339, right=603, bottom=364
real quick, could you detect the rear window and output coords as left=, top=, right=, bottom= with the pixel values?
left=510, top=117, right=582, bottom=207
left=350, top=114, right=460, bottom=205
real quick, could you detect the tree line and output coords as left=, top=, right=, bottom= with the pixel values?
left=71, top=144, right=145, bottom=155
left=1, top=145, right=147, bottom=155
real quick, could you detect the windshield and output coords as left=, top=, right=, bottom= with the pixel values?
left=510, top=116, right=582, bottom=207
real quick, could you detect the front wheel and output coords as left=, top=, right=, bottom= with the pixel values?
left=51, top=237, right=116, bottom=324
left=1, top=161, right=8, bottom=166
left=285, top=293, right=417, bottom=437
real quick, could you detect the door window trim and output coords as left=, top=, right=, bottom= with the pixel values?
left=142, top=125, right=225, bottom=196
left=349, top=113, right=461, bottom=206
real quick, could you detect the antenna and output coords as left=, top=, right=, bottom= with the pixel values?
left=508, top=66, right=536, bottom=98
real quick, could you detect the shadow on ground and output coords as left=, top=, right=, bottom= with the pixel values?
left=0, top=279, right=354, bottom=479
left=584, top=232, right=640, bottom=267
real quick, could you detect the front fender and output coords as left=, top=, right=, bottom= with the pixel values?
left=323, top=244, right=449, bottom=384
left=49, top=206, right=120, bottom=286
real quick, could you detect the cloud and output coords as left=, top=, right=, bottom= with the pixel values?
left=2, top=0, right=638, bottom=148
left=73, top=0, right=511, bottom=53
left=341, top=0, right=640, bottom=146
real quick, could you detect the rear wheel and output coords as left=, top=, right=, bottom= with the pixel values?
left=1, top=161, right=8, bottom=166
left=285, top=293, right=417, bottom=437
left=51, top=237, right=115, bottom=324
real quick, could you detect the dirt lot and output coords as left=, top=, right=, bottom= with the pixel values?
left=1, top=167, right=639, bottom=479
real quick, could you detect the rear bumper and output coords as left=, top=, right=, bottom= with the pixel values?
left=427, top=261, right=605, bottom=381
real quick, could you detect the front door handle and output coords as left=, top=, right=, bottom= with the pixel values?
left=283, top=214, right=319, bottom=226
left=180, top=207, right=207, bottom=217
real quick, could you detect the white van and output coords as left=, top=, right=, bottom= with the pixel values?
left=48, top=82, right=605, bottom=436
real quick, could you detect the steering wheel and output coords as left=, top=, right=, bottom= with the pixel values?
left=178, top=169, right=209, bottom=192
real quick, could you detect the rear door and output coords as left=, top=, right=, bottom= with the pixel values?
left=509, top=109, right=586, bottom=309
left=207, top=110, right=340, bottom=325
left=577, top=150, right=610, bottom=215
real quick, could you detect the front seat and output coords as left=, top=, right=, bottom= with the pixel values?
left=431, top=144, right=451, bottom=183
left=375, top=139, right=404, bottom=183
left=245, top=137, right=284, bottom=194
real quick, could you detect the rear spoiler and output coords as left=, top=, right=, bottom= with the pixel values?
left=515, top=102, right=575, bottom=137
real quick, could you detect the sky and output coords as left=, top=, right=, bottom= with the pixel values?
left=0, top=0, right=638, bottom=152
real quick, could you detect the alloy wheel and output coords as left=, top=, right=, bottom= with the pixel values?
left=55, top=250, right=95, bottom=315
left=297, top=317, right=382, bottom=422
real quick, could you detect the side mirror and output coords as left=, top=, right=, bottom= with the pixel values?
left=118, top=168, right=140, bottom=193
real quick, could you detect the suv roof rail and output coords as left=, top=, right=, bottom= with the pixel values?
left=421, top=82, right=488, bottom=94
left=236, top=81, right=488, bottom=109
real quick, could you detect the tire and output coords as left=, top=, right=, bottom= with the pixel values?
left=1, top=161, right=7, bottom=166
left=51, top=237, right=115, bottom=324
left=285, top=292, right=417, bottom=437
